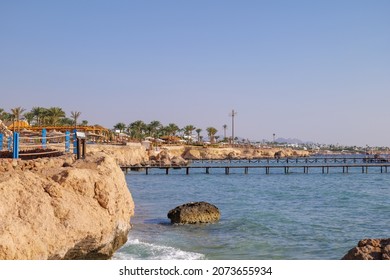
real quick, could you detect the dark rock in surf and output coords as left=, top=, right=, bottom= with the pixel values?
left=167, top=202, right=220, bottom=224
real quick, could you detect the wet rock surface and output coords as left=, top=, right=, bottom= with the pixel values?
left=167, top=202, right=221, bottom=224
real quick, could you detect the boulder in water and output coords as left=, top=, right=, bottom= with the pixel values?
left=342, top=238, right=390, bottom=260
left=167, top=202, right=220, bottom=224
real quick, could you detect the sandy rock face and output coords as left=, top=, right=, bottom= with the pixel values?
left=87, top=143, right=149, bottom=166
left=0, top=120, right=12, bottom=137
left=167, top=202, right=221, bottom=224
left=0, top=153, right=134, bottom=260
left=342, top=239, right=390, bottom=260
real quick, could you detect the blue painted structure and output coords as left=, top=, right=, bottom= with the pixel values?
left=65, top=131, right=70, bottom=152
left=42, top=128, right=47, bottom=149
left=12, top=132, right=19, bottom=159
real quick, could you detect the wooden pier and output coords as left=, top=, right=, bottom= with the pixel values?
left=120, top=163, right=390, bottom=175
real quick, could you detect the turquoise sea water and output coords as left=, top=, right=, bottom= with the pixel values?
left=114, top=162, right=390, bottom=260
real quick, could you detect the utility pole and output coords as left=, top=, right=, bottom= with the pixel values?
left=229, top=109, right=237, bottom=144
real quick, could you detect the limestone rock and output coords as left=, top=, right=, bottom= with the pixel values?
left=167, top=202, right=220, bottom=224
left=342, top=238, right=390, bottom=260
left=0, top=120, right=12, bottom=137
left=0, top=153, right=134, bottom=260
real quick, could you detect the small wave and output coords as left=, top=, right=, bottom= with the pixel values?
left=113, top=239, right=205, bottom=260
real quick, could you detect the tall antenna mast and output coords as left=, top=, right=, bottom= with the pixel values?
left=229, top=109, right=237, bottom=144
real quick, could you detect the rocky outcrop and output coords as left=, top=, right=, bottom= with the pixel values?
left=87, top=143, right=150, bottom=166
left=0, top=120, right=12, bottom=137
left=0, top=153, right=134, bottom=259
left=167, top=202, right=221, bottom=224
left=87, top=144, right=310, bottom=166
left=342, top=239, right=390, bottom=260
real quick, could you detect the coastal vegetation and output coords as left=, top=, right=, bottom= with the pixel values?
left=1, top=107, right=389, bottom=153
left=0, top=107, right=89, bottom=128
left=114, top=120, right=220, bottom=144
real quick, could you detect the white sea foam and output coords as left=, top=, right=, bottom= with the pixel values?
left=113, top=239, right=205, bottom=260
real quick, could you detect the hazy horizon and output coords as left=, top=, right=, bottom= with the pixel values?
left=1, top=1, right=389, bottom=147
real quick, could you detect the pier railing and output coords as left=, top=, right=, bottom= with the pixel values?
left=121, top=156, right=390, bottom=175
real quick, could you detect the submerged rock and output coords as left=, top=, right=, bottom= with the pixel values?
left=342, top=238, right=390, bottom=260
left=167, top=202, right=220, bottom=224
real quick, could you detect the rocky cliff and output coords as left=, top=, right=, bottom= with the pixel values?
left=0, top=153, right=134, bottom=260
left=87, top=144, right=310, bottom=166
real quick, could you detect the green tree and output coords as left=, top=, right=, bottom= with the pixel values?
left=31, top=107, right=47, bottom=126
left=47, top=107, right=65, bottom=126
left=11, top=107, right=26, bottom=132
left=114, top=122, right=126, bottom=133
left=70, top=111, right=81, bottom=128
left=128, top=120, right=146, bottom=140
left=195, top=128, right=202, bottom=143
left=206, top=127, right=218, bottom=143
left=0, top=108, right=10, bottom=121
left=165, top=123, right=179, bottom=136
left=147, top=120, right=162, bottom=138
left=24, top=112, right=35, bottom=125
left=81, top=120, right=89, bottom=126
left=59, top=117, right=73, bottom=126
left=223, top=124, right=228, bottom=140
left=183, top=125, right=196, bottom=143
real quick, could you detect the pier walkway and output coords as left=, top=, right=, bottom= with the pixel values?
left=120, top=157, right=390, bottom=175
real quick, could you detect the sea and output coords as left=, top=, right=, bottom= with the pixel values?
left=113, top=157, right=390, bottom=260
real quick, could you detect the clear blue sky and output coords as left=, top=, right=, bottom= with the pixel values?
left=1, top=0, right=389, bottom=146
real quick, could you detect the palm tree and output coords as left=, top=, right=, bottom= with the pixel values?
left=223, top=124, right=228, bottom=140
left=183, top=125, right=196, bottom=143
left=165, top=123, right=179, bottom=136
left=206, top=127, right=218, bottom=143
left=128, top=120, right=146, bottom=140
left=24, top=112, right=35, bottom=125
left=147, top=120, right=162, bottom=138
left=47, top=107, right=65, bottom=126
left=11, top=107, right=26, bottom=132
left=195, top=128, right=202, bottom=143
left=114, top=122, right=126, bottom=133
left=31, top=107, right=47, bottom=126
left=70, top=111, right=81, bottom=129
left=0, top=108, right=10, bottom=121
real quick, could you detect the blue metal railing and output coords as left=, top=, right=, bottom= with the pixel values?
left=0, top=129, right=75, bottom=159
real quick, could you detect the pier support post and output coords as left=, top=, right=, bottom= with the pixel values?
left=146, top=167, right=149, bottom=175
left=225, top=167, right=230, bottom=175
left=206, top=167, right=210, bottom=174
left=245, top=167, right=248, bottom=174
left=186, top=167, right=189, bottom=175
left=165, top=168, right=169, bottom=175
